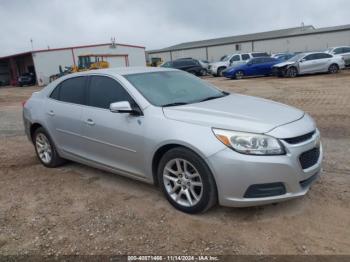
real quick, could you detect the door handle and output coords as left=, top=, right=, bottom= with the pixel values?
left=47, top=110, right=55, bottom=116
left=85, top=119, right=95, bottom=126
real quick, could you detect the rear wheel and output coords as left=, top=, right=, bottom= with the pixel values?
left=33, top=127, right=65, bottom=168
left=157, top=147, right=217, bottom=214
left=235, top=70, right=244, bottom=80
left=286, top=67, right=298, bottom=78
left=328, top=64, right=339, bottom=74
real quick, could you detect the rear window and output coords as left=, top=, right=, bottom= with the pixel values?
left=57, top=77, right=87, bottom=105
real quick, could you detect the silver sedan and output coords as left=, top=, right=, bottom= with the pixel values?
left=273, top=52, right=345, bottom=77
left=23, top=67, right=322, bottom=214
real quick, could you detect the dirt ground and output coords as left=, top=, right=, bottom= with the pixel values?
left=0, top=71, right=349, bottom=256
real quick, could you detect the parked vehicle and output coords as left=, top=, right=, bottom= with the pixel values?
left=18, top=72, right=36, bottom=86
left=325, top=46, right=350, bottom=67
left=208, top=52, right=269, bottom=77
left=198, top=60, right=210, bottom=71
left=272, top=53, right=297, bottom=61
left=223, top=57, right=282, bottom=79
left=273, top=52, right=345, bottom=77
left=161, top=58, right=206, bottom=76
left=23, top=67, right=322, bottom=214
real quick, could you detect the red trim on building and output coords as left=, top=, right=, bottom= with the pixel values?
left=0, top=42, right=145, bottom=60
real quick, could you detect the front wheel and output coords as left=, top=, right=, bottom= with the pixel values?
left=217, top=67, right=225, bottom=77
left=157, top=147, right=217, bottom=214
left=235, top=70, right=244, bottom=80
left=286, top=67, right=298, bottom=78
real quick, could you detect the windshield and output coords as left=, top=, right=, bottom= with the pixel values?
left=287, top=53, right=305, bottom=62
left=220, top=55, right=229, bottom=61
left=124, top=71, right=225, bottom=107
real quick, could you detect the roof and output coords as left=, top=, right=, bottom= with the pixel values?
left=148, top=24, right=350, bottom=53
left=71, top=66, right=175, bottom=76
left=0, top=42, right=145, bottom=60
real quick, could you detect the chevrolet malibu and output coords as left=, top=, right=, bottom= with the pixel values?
left=23, top=67, right=322, bottom=214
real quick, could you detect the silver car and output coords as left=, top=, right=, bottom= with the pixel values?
left=23, top=67, right=323, bottom=214
left=273, top=52, right=345, bottom=77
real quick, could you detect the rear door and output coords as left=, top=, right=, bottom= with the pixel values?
left=45, top=76, right=88, bottom=157
left=80, top=75, right=146, bottom=178
left=315, top=53, right=333, bottom=72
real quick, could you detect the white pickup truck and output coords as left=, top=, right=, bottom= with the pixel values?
left=326, top=46, right=350, bottom=67
left=208, top=52, right=269, bottom=76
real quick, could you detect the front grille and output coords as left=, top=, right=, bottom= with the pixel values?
left=284, top=131, right=316, bottom=144
left=299, top=147, right=320, bottom=169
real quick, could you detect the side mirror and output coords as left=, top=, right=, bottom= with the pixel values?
left=110, top=101, right=141, bottom=115
left=299, top=58, right=306, bottom=63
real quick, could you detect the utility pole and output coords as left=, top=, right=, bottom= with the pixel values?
left=30, top=39, right=34, bottom=50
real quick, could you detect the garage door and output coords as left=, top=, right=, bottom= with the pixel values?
left=105, top=56, right=127, bottom=68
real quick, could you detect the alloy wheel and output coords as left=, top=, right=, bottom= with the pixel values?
left=329, top=64, right=338, bottom=74
left=163, top=158, right=203, bottom=207
left=35, top=133, right=52, bottom=164
left=235, top=71, right=244, bottom=79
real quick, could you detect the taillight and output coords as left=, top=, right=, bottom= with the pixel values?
left=22, top=100, right=27, bottom=107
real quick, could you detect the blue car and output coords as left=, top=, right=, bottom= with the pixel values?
left=223, top=57, right=282, bottom=79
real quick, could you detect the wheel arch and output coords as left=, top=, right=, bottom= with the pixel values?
left=151, top=142, right=213, bottom=187
left=30, top=122, right=44, bottom=142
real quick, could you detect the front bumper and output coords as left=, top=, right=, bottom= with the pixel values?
left=207, top=130, right=323, bottom=207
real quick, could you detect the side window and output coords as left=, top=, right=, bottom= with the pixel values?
left=304, top=54, right=315, bottom=61
left=317, top=53, right=332, bottom=59
left=343, top=47, right=350, bottom=53
left=50, top=84, right=61, bottom=100
left=59, top=77, right=87, bottom=105
left=333, top=48, right=344, bottom=54
left=88, top=76, right=133, bottom=109
left=230, top=55, right=240, bottom=62
left=173, top=61, right=184, bottom=67
left=241, top=54, right=250, bottom=60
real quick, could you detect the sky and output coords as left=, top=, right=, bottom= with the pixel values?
left=0, top=0, right=349, bottom=56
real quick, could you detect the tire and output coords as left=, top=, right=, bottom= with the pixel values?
left=328, top=64, right=339, bottom=74
left=199, top=69, right=207, bottom=76
left=235, top=70, right=244, bottom=80
left=157, top=147, right=217, bottom=214
left=286, top=67, right=298, bottom=78
left=33, top=127, right=65, bottom=168
left=217, top=67, right=226, bottom=77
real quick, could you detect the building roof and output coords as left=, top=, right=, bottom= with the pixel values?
left=0, top=42, right=145, bottom=60
left=148, top=24, right=350, bottom=53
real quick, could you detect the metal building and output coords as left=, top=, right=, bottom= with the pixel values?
left=147, top=24, right=350, bottom=63
left=0, top=42, right=146, bottom=86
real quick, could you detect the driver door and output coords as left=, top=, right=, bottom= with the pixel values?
left=299, top=54, right=317, bottom=74
left=81, top=75, right=146, bottom=178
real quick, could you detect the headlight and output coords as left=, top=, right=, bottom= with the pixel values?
left=212, top=128, right=285, bottom=155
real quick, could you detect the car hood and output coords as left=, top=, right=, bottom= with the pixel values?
left=273, top=61, right=296, bottom=68
left=210, top=61, right=228, bottom=67
left=163, top=94, right=304, bottom=133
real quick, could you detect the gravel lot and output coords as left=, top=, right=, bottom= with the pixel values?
left=0, top=71, right=349, bottom=256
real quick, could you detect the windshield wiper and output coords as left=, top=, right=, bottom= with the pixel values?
left=162, top=102, right=189, bottom=107
left=198, top=92, right=229, bottom=102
